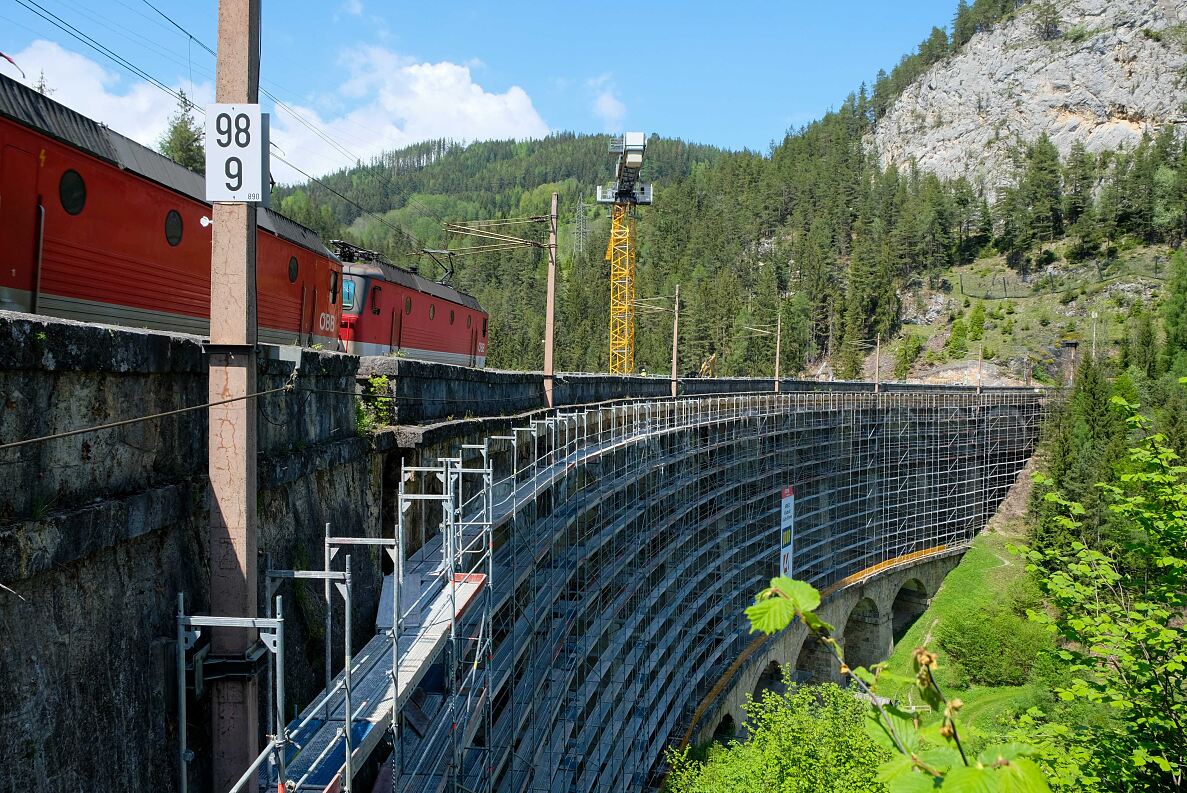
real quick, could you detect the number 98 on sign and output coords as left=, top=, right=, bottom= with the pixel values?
left=204, top=104, right=269, bottom=204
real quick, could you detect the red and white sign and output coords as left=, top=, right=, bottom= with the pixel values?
left=780, top=485, right=795, bottom=576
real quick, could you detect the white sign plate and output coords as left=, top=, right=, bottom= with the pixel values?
left=779, top=484, right=795, bottom=577
left=205, top=104, right=267, bottom=203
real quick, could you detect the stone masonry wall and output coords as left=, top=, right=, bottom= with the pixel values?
left=0, top=313, right=380, bottom=793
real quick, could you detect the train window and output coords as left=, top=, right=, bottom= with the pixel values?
left=449, top=309, right=455, bottom=325
left=164, top=210, right=183, bottom=246
left=341, top=279, right=356, bottom=310
left=330, top=271, right=339, bottom=304
left=371, top=286, right=382, bottom=315
left=482, top=317, right=487, bottom=337
left=467, top=315, right=472, bottom=329
left=59, top=169, right=86, bottom=215
left=288, top=256, right=299, bottom=283
left=404, top=296, right=412, bottom=315
left=429, top=304, right=435, bottom=321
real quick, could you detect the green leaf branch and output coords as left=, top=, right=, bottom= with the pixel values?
left=746, top=576, right=1051, bottom=791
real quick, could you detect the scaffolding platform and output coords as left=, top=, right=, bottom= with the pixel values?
left=276, top=572, right=486, bottom=792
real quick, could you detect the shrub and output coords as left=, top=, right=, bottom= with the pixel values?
left=936, top=606, right=1051, bottom=687
left=665, top=683, right=889, bottom=793
left=355, top=374, right=393, bottom=435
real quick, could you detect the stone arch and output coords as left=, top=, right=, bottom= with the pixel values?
left=712, top=713, right=737, bottom=742
left=892, top=578, right=930, bottom=644
left=751, top=660, right=785, bottom=702
left=794, top=634, right=836, bottom=683
left=842, top=597, right=889, bottom=671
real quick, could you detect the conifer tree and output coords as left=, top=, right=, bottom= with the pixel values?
left=968, top=301, right=986, bottom=341
left=1062, top=140, right=1095, bottom=226
left=158, top=91, right=205, bottom=175
left=33, top=70, right=52, bottom=96
left=1162, top=250, right=1187, bottom=375
left=1022, top=134, right=1063, bottom=241
left=1033, top=1, right=1061, bottom=40
left=952, top=0, right=976, bottom=49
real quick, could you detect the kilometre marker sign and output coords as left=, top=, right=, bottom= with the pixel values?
left=205, top=104, right=269, bottom=204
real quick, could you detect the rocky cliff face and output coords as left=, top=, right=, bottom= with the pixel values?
left=871, top=0, right=1187, bottom=186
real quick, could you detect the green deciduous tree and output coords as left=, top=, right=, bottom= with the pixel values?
left=666, top=683, right=889, bottom=793
left=1027, top=400, right=1187, bottom=790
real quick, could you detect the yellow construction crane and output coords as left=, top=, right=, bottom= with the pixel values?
left=597, top=133, right=653, bottom=373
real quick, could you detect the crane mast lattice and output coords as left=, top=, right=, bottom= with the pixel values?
left=596, top=132, right=652, bottom=374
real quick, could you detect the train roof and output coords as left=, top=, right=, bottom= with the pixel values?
left=343, top=260, right=483, bottom=311
left=0, top=73, right=331, bottom=258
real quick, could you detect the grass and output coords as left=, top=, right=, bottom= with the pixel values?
left=874, top=529, right=1048, bottom=741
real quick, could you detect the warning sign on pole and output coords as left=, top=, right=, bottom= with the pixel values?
left=780, top=485, right=795, bottom=576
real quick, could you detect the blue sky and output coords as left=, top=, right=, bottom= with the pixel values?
left=0, top=1, right=956, bottom=180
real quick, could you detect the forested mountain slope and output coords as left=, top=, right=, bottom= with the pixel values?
left=278, top=1, right=1187, bottom=378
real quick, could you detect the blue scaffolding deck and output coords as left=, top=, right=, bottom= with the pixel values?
left=270, top=571, right=486, bottom=792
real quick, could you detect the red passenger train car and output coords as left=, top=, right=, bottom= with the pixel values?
left=0, top=73, right=489, bottom=364
left=333, top=241, right=487, bottom=367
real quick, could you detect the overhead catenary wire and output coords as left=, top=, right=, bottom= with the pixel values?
left=133, top=0, right=455, bottom=228
left=13, top=0, right=192, bottom=107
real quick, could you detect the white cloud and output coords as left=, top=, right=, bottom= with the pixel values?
left=4, top=40, right=550, bottom=185
left=269, top=46, right=550, bottom=182
left=587, top=74, right=625, bottom=131
left=6, top=40, right=212, bottom=149
left=343, top=0, right=363, bottom=15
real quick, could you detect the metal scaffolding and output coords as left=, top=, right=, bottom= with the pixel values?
left=367, top=386, right=1046, bottom=792
left=175, top=451, right=492, bottom=793
left=175, top=384, right=1048, bottom=793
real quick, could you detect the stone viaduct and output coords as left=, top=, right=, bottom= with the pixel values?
left=0, top=312, right=1050, bottom=793
left=691, top=552, right=958, bottom=747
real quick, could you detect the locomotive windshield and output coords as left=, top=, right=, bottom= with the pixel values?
left=341, top=277, right=359, bottom=311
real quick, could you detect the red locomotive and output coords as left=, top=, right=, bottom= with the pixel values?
left=0, top=73, right=487, bottom=364
left=334, top=241, right=487, bottom=366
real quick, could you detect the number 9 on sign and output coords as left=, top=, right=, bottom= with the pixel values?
left=205, top=104, right=269, bottom=205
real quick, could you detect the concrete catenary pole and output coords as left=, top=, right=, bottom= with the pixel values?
left=208, top=1, right=261, bottom=788
left=977, top=343, right=984, bottom=393
left=874, top=336, right=881, bottom=393
left=670, top=283, right=680, bottom=398
left=544, top=192, right=558, bottom=407
left=774, top=311, right=782, bottom=393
